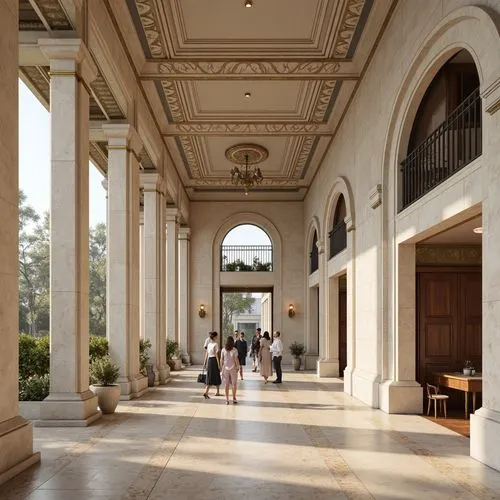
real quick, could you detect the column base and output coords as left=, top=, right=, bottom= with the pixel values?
left=352, top=369, right=381, bottom=408
left=118, top=375, right=149, bottom=400
left=158, top=365, right=170, bottom=385
left=317, top=358, right=339, bottom=377
left=471, top=407, right=500, bottom=472
left=0, top=416, right=41, bottom=486
left=344, top=365, right=354, bottom=395
left=38, top=390, right=101, bottom=427
left=379, top=380, right=423, bottom=414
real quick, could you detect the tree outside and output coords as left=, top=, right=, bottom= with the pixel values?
left=18, top=191, right=107, bottom=336
left=221, top=292, right=255, bottom=342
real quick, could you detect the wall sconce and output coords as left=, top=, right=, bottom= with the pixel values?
left=288, top=304, right=295, bottom=318
left=198, top=304, right=206, bottom=318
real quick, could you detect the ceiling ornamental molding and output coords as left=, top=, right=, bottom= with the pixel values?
left=164, top=123, right=331, bottom=136
left=139, top=148, right=155, bottom=170
left=134, top=0, right=166, bottom=57
left=25, top=0, right=74, bottom=31
left=142, top=61, right=354, bottom=80
left=333, top=0, right=373, bottom=58
left=176, top=136, right=200, bottom=178
left=20, top=66, right=50, bottom=107
left=90, top=73, right=125, bottom=120
left=294, top=136, right=317, bottom=177
left=89, top=141, right=108, bottom=174
left=160, top=81, right=185, bottom=122
left=416, top=245, right=482, bottom=266
left=312, top=80, right=339, bottom=123
left=188, top=178, right=299, bottom=188
left=225, top=144, right=269, bottom=165
left=368, top=184, right=382, bottom=209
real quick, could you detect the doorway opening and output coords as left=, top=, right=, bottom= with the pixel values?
left=416, top=214, right=482, bottom=436
left=220, top=288, right=273, bottom=347
left=338, top=275, right=347, bottom=376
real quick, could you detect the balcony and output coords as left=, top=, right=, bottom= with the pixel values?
left=221, top=245, right=273, bottom=272
left=400, top=88, right=482, bottom=210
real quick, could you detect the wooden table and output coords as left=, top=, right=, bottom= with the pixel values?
left=434, top=372, right=482, bottom=419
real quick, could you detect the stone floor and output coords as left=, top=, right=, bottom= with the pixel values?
left=4, top=369, right=500, bottom=500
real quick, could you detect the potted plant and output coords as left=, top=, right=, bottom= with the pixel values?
left=289, top=342, right=306, bottom=371
left=166, top=339, right=181, bottom=371
left=90, top=356, right=121, bottom=414
left=140, top=338, right=155, bottom=387
left=463, top=360, right=474, bottom=376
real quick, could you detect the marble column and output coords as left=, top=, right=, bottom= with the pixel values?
left=166, top=209, right=179, bottom=345
left=178, top=227, right=191, bottom=365
left=317, top=240, right=337, bottom=376
left=0, top=0, right=40, bottom=483
left=38, top=39, right=101, bottom=426
left=471, top=86, right=500, bottom=471
left=103, top=124, right=147, bottom=399
left=141, top=173, right=169, bottom=384
left=139, top=210, right=145, bottom=339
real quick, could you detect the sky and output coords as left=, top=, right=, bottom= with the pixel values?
left=19, top=80, right=270, bottom=245
left=19, top=80, right=106, bottom=226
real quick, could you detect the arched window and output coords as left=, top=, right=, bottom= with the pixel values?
left=310, top=230, right=318, bottom=274
left=221, top=224, right=273, bottom=271
left=400, top=49, right=481, bottom=209
left=329, top=195, right=347, bottom=258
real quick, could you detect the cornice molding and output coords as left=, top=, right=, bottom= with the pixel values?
left=164, top=123, right=331, bottom=136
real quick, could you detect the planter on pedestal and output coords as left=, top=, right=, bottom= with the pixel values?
left=91, top=384, right=121, bottom=414
left=293, top=356, right=302, bottom=371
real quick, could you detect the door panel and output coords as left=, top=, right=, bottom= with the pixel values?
left=339, top=289, right=347, bottom=375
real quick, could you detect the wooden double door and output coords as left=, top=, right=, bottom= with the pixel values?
left=417, top=268, right=482, bottom=406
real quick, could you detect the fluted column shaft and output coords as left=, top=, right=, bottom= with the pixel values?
left=178, top=227, right=191, bottom=364
left=166, top=209, right=179, bottom=345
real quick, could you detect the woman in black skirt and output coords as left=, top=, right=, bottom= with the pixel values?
left=203, top=331, right=221, bottom=399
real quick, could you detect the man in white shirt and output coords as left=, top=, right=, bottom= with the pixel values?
left=270, top=331, right=283, bottom=384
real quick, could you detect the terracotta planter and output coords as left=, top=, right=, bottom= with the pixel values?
left=91, top=384, right=121, bottom=414
left=293, top=356, right=302, bottom=371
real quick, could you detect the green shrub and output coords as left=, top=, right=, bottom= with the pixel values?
left=89, top=356, right=120, bottom=386
left=19, top=374, right=50, bottom=401
left=139, top=338, right=151, bottom=375
left=166, top=339, right=179, bottom=360
left=89, top=335, right=109, bottom=362
left=19, top=334, right=50, bottom=379
left=289, top=341, right=306, bottom=357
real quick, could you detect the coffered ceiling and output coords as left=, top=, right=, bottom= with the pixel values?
left=121, top=0, right=395, bottom=200
left=18, top=0, right=397, bottom=201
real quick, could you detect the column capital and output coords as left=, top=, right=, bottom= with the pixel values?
left=178, top=227, right=191, bottom=240
left=102, top=123, right=143, bottom=158
left=39, top=38, right=97, bottom=86
left=140, top=172, right=165, bottom=194
left=165, top=208, right=179, bottom=223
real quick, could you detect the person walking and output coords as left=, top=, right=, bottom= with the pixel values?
left=271, top=331, right=283, bottom=384
left=220, top=335, right=240, bottom=405
left=251, top=327, right=262, bottom=372
left=203, top=331, right=221, bottom=399
left=235, top=332, right=248, bottom=380
left=259, top=331, right=272, bottom=384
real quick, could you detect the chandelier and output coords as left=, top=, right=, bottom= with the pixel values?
left=226, top=144, right=268, bottom=195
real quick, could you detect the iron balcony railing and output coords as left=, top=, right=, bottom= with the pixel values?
left=221, top=245, right=273, bottom=272
left=400, top=88, right=482, bottom=210
left=310, top=247, right=319, bottom=274
left=329, top=223, right=347, bottom=259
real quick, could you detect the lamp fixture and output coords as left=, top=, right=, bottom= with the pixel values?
left=288, top=304, right=295, bottom=318
left=244, top=92, right=251, bottom=98
left=244, top=0, right=253, bottom=7
left=226, top=143, right=268, bottom=195
left=198, top=304, right=206, bottom=318
left=473, top=226, right=483, bottom=234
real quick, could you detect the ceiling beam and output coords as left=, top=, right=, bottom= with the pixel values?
left=140, top=60, right=359, bottom=80
left=163, top=123, right=332, bottom=136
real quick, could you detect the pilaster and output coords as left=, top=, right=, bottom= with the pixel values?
left=166, top=208, right=179, bottom=345
left=103, top=123, right=147, bottom=399
left=39, top=38, right=101, bottom=426
left=178, top=227, right=191, bottom=365
left=141, top=173, right=169, bottom=384
left=0, top=1, right=40, bottom=482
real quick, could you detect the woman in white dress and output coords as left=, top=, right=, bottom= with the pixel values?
left=220, top=336, right=240, bottom=405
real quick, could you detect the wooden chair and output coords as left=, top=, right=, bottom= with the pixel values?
left=426, top=383, right=449, bottom=418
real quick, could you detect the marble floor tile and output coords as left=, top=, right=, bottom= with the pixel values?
left=3, top=369, right=500, bottom=500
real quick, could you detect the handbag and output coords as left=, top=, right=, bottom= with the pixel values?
left=197, top=370, right=206, bottom=384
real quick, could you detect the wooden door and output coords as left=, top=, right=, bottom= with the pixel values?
left=339, top=288, right=347, bottom=375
